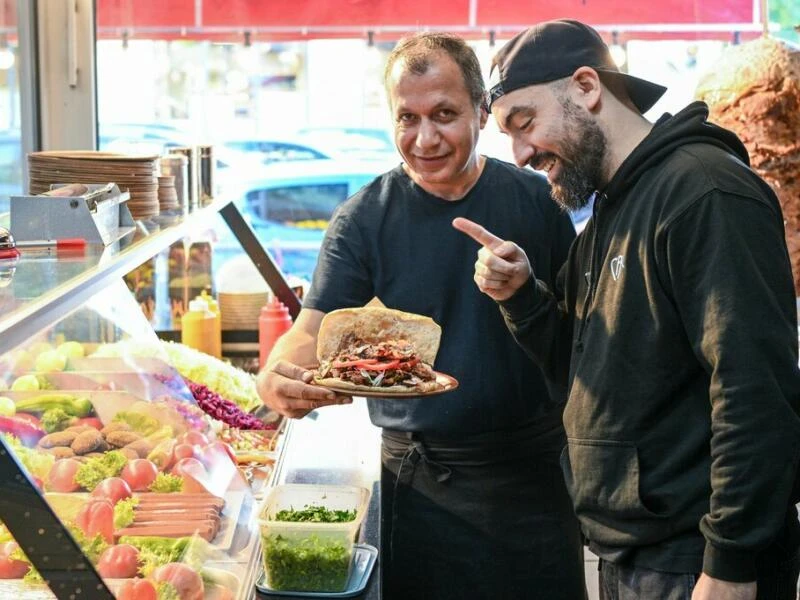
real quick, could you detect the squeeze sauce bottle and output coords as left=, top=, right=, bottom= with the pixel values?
left=199, top=290, right=222, bottom=358
left=181, top=298, right=218, bottom=357
left=259, top=296, right=293, bottom=369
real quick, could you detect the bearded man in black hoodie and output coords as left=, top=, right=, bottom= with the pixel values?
left=454, top=19, right=800, bottom=600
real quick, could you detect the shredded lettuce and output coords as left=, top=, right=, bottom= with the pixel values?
left=0, top=523, right=14, bottom=543
left=148, top=472, right=183, bottom=493
left=66, top=522, right=109, bottom=563
left=41, top=408, right=76, bottom=433
left=157, top=582, right=181, bottom=600
left=73, top=450, right=128, bottom=491
left=119, top=535, right=191, bottom=578
left=1, top=434, right=55, bottom=481
left=8, top=544, right=28, bottom=564
left=22, top=566, right=43, bottom=584
left=113, top=497, right=139, bottom=529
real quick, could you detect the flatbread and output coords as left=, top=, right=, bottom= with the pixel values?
left=316, top=307, right=441, bottom=365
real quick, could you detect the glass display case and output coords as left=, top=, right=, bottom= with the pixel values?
left=0, top=199, right=296, bottom=599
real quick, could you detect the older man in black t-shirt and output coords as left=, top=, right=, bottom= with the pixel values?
left=257, top=33, right=585, bottom=600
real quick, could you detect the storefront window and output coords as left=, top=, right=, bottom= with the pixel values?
left=94, top=0, right=799, bottom=288
left=96, top=36, right=395, bottom=166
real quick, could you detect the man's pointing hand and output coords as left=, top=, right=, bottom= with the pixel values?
left=452, top=217, right=533, bottom=301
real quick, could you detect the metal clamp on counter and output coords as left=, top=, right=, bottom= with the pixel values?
left=9, top=182, right=135, bottom=246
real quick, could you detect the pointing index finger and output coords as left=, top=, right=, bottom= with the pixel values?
left=452, top=217, right=505, bottom=251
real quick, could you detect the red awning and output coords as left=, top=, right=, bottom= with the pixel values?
left=476, top=0, right=756, bottom=28
left=96, top=0, right=764, bottom=42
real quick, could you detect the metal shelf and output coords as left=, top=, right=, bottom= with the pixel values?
left=0, top=199, right=300, bottom=356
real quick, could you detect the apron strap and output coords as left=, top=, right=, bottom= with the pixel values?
left=389, top=434, right=452, bottom=563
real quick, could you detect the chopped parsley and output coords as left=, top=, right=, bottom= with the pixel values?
left=263, top=534, right=351, bottom=592
left=274, top=505, right=357, bottom=523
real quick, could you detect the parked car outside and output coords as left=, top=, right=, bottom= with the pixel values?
left=294, top=126, right=399, bottom=162
left=99, top=123, right=266, bottom=195
left=98, top=123, right=192, bottom=162
left=212, top=158, right=391, bottom=284
left=222, top=136, right=330, bottom=163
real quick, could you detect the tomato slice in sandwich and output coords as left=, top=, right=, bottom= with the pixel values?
left=333, top=358, right=399, bottom=371
left=332, top=357, right=421, bottom=371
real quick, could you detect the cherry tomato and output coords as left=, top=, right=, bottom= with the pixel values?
left=116, top=578, right=157, bottom=600
left=152, top=562, right=204, bottom=600
left=120, top=459, right=159, bottom=492
left=0, top=542, right=30, bottom=579
left=96, top=543, right=139, bottom=579
left=46, top=458, right=82, bottom=493
left=172, top=442, right=200, bottom=463
left=177, top=430, right=209, bottom=447
left=75, top=498, right=114, bottom=543
left=90, top=477, right=132, bottom=506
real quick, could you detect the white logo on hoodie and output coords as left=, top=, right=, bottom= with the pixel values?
left=610, top=255, right=625, bottom=281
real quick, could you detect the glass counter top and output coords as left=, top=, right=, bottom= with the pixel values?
left=0, top=199, right=233, bottom=355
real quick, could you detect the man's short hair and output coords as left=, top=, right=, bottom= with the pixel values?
left=385, top=33, right=486, bottom=109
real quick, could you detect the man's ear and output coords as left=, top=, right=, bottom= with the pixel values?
left=571, top=66, right=602, bottom=111
left=479, top=103, right=489, bottom=129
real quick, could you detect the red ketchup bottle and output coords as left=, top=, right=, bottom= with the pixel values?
left=259, top=296, right=293, bottom=369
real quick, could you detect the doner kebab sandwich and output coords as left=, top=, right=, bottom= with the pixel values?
left=314, top=307, right=445, bottom=393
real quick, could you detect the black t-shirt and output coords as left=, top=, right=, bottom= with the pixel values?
left=304, top=157, right=575, bottom=436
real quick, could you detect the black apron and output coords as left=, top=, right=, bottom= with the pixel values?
left=380, top=411, right=587, bottom=600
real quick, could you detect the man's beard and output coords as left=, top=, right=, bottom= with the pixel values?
left=544, top=99, right=607, bottom=212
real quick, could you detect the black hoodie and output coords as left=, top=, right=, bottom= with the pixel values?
left=501, top=102, right=800, bottom=580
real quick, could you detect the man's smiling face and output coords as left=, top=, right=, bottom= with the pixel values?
left=387, top=51, right=486, bottom=198
left=491, top=81, right=607, bottom=211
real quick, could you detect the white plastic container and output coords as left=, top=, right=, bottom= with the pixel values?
left=258, top=483, right=370, bottom=593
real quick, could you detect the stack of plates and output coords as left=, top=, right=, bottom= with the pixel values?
left=28, top=151, right=160, bottom=220
left=219, top=291, right=269, bottom=330
left=157, top=175, right=179, bottom=212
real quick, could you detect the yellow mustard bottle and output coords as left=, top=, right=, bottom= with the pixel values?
left=199, top=290, right=222, bottom=358
left=181, top=298, right=218, bottom=357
